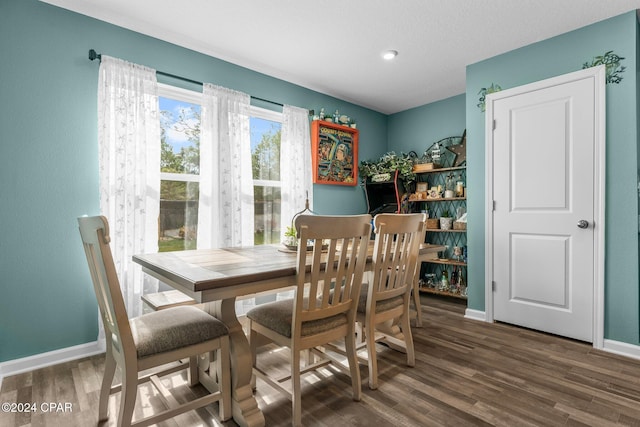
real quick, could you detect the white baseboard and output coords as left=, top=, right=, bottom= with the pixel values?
left=464, top=308, right=487, bottom=322
left=0, top=340, right=105, bottom=388
left=602, top=339, right=640, bottom=361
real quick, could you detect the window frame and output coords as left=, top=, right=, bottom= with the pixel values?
left=158, top=83, right=202, bottom=184
left=250, top=107, right=283, bottom=189
left=157, top=83, right=284, bottom=247
left=158, top=83, right=284, bottom=187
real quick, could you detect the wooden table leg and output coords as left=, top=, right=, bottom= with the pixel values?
left=204, top=299, right=265, bottom=427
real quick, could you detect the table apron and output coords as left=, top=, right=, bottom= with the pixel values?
left=141, top=266, right=297, bottom=303
left=200, top=277, right=297, bottom=302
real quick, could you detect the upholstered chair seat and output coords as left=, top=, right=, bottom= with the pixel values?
left=356, top=283, right=404, bottom=314
left=247, top=298, right=348, bottom=338
left=131, top=306, right=229, bottom=358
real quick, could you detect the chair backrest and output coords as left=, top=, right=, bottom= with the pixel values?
left=292, top=214, right=372, bottom=331
left=78, top=216, right=135, bottom=356
left=369, top=213, right=426, bottom=306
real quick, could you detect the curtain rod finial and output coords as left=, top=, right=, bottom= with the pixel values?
left=88, top=49, right=101, bottom=61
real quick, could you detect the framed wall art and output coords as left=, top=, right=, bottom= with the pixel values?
left=311, top=120, right=359, bottom=186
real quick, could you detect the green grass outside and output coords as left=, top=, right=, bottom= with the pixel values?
left=158, top=230, right=281, bottom=252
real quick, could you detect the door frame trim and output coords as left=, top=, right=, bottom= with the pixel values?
left=484, top=65, right=606, bottom=348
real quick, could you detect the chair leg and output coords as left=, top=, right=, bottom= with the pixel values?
left=401, top=313, right=416, bottom=367
left=248, top=320, right=257, bottom=390
left=188, top=355, right=199, bottom=387
left=291, top=349, right=302, bottom=427
left=355, top=322, right=364, bottom=345
left=344, top=327, right=362, bottom=401
left=365, top=321, right=379, bottom=390
left=412, top=281, right=423, bottom=327
left=117, top=366, right=138, bottom=427
left=217, top=336, right=232, bottom=421
left=99, top=348, right=116, bottom=421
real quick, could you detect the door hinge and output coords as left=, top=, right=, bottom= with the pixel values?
left=492, top=200, right=496, bottom=211
left=492, top=281, right=496, bottom=291
left=493, top=119, right=497, bottom=130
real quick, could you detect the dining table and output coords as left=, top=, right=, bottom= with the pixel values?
left=132, top=242, right=445, bottom=427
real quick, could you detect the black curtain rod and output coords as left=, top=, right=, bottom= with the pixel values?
left=88, top=49, right=313, bottom=114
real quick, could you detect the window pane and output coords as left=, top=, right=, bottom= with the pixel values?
left=160, top=97, right=201, bottom=175
left=254, top=185, right=281, bottom=245
left=251, top=118, right=281, bottom=180
left=159, top=93, right=201, bottom=252
left=159, top=181, right=199, bottom=252
left=251, top=116, right=282, bottom=245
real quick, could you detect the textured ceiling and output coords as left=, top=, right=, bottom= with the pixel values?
left=43, top=0, right=640, bottom=114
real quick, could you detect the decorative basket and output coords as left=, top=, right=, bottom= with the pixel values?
left=453, top=221, right=467, bottom=230
left=426, top=218, right=440, bottom=229
left=413, top=163, right=441, bottom=173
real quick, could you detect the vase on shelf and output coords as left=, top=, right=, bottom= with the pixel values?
left=440, top=216, right=453, bottom=230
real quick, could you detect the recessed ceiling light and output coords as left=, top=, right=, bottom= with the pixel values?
left=382, top=50, right=398, bottom=60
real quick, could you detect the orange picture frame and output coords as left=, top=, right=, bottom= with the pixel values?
left=311, top=121, right=359, bottom=186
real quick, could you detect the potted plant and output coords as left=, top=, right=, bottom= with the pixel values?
left=359, top=151, right=416, bottom=184
left=283, top=225, right=297, bottom=249
left=439, top=210, right=453, bottom=230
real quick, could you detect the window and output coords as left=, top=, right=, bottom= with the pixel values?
left=159, top=85, right=201, bottom=252
left=251, top=109, right=282, bottom=245
left=158, top=84, right=282, bottom=251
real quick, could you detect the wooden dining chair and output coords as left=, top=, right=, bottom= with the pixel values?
left=78, top=215, right=231, bottom=427
left=247, top=214, right=372, bottom=427
left=357, top=213, right=425, bottom=390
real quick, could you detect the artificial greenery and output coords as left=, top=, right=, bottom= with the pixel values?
left=359, top=151, right=416, bottom=184
left=477, top=83, right=502, bottom=112
left=582, top=50, right=625, bottom=84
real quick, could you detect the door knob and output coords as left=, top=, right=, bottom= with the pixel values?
left=577, top=220, right=589, bottom=229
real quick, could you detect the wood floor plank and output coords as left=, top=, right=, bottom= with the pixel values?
left=2, top=295, right=640, bottom=426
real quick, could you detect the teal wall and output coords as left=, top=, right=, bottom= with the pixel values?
left=387, top=94, right=466, bottom=155
left=466, top=11, right=640, bottom=344
left=0, top=0, right=386, bottom=363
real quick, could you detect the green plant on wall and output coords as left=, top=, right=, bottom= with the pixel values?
left=359, top=151, right=416, bottom=184
left=477, top=83, right=502, bottom=112
left=582, top=50, right=625, bottom=84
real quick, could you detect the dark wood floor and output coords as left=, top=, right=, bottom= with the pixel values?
left=2, top=295, right=640, bottom=427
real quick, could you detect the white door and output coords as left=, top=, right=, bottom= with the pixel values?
left=488, top=67, right=605, bottom=343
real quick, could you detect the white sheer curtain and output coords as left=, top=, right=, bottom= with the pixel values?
left=280, top=105, right=313, bottom=237
left=198, top=83, right=254, bottom=248
left=97, top=56, right=160, bottom=319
